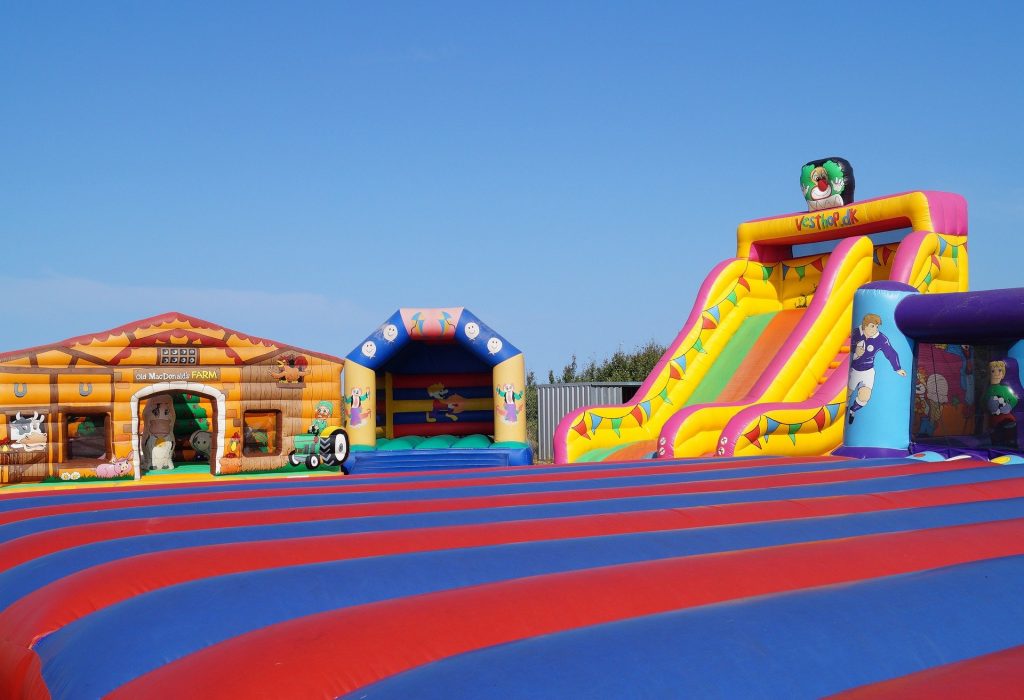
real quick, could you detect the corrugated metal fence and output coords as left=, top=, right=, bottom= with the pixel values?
left=535, top=382, right=641, bottom=462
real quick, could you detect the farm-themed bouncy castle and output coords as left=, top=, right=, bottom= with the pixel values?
left=838, top=284, right=1024, bottom=463
left=0, top=313, right=344, bottom=483
left=556, top=158, right=970, bottom=463
left=342, top=308, right=531, bottom=471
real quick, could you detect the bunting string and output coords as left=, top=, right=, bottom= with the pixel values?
left=741, top=402, right=844, bottom=449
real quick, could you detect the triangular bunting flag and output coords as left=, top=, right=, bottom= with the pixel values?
left=938, top=238, right=948, bottom=254
left=669, top=361, right=683, bottom=379
left=952, top=246, right=959, bottom=260
left=782, top=264, right=790, bottom=279
left=611, top=417, right=623, bottom=437
left=702, top=316, right=717, bottom=330
left=573, top=419, right=590, bottom=439
left=743, top=424, right=762, bottom=448
left=788, top=422, right=800, bottom=444
left=925, top=272, right=933, bottom=285
left=873, top=250, right=880, bottom=266
left=708, top=305, right=721, bottom=323
left=639, top=401, right=652, bottom=419
left=882, top=247, right=893, bottom=265
left=796, top=265, right=806, bottom=280
left=630, top=405, right=645, bottom=425
left=811, top=258, right=824, bottom=272
left=931, top=255, right=940, bottom=269
left=813, top=407, right=826, bottom=430
left=762, top=265, right=773, bottom=281
left=766, top=418, right=780, bottom=436
left=694, top=339, right=706, bottom=354
left=825, top=403, right=840, bottom=423
left=591, top=415, right=603, bottom=432
left=738, top=277, right=751, bottom=290
left=726, top=290, right=738, bottom=304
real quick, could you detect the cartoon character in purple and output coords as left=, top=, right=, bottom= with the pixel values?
left=346, top=387, right=370, bottom=427
left=497, top=383, right=523, bottom=424
left=848, top=313, right=906, bottom=424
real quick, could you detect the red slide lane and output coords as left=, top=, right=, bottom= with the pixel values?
left=0, top=460, right=988, bottom=570
left=110, top=518, right=1024, bottom=699
left=6, top=477, right=1024, bottom=695
left=0, top=455, right=837, bottom=526
left=831, top=645, right=1024, bottom=699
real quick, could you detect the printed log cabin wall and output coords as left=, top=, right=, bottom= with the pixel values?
left=0, top=312, right=344, bottom=484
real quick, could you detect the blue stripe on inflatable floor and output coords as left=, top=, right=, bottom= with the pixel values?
left=348, top=554, right=1024, bottom=699
left=4, top=465, right=1024, bottom=611
left=0, top=457, right=912, bottom=539
left=33, top=498, right=1024, bottom=698
left=0, top=457, right=893, bottom=512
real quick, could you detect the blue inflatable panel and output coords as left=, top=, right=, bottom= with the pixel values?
left=34, top=500, right=1024, bottom=697
left=350, top=555, right=1024, bottom=699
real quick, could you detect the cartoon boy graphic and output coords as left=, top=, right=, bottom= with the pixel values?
left=848, top=313, right=906, bottom=423
left=425, top=383, right=459, bottom=422
left=985, top=360, right=1019, bottom=448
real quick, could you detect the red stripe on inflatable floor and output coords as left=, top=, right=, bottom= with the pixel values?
left=8, top=473, right=1024, bottom=696
left=0, top=455, right=851, bottom=501
left=6, top=477, right=1024, bottom=695
left=0, top=460, right=982, bottom=569
left=830, top=645, right=1024, bottom=698
left=110, top=518, right=1024, bottom=699
left=0, top=455, right=847, bottom=525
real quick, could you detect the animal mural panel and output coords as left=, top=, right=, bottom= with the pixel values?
left=7, top=411, right=48, bottom=452
left=141, top=396, right=177, bottom=471
left=800, top=157, right=855, bottom=211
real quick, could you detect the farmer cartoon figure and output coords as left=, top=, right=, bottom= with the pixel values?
left=848, top=313, right=906, bottom=424
left=309, top=400, right=334, bottom=436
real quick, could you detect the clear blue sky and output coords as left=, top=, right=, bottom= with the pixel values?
left=3, top=3, right=1022, bottom=378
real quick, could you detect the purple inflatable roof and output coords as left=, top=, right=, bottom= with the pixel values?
left=895, top=288, right=1024, bottom=343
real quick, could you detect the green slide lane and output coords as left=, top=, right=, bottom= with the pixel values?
left=683, top=312, right=778, bottom=407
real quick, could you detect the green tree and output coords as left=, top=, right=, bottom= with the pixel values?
left=530, top=339, right=666, bottom=453
left=547, top=339, right=666, bottom=384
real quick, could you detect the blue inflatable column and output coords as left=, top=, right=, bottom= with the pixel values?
left=834, top=282, right=918, bottom=458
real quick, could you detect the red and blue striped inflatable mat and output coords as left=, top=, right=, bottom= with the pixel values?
left=2, top=454, right=1024, bottom=698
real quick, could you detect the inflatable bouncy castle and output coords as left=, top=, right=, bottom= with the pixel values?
left=556, top=160, right=969, bottom=463
left=838, top=284, right=1024, bottom=464
left=342, top=308, right=531, bottom=471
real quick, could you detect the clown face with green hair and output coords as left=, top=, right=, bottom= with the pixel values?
left=801, top=159, right=847, bottom=211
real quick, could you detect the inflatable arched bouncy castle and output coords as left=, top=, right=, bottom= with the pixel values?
left=556, top=159, right=969, bottom=463
left=838, top=284, right=1024, bottom=464
left=342, top=308, right=531, bottom=471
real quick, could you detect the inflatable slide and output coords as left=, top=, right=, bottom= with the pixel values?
left=556, top=179, right=968, bottom=463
